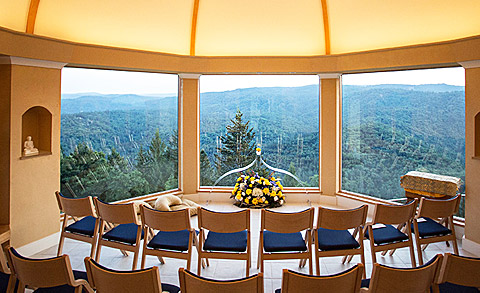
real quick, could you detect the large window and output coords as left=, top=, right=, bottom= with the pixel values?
left=342, top=68, right=465, bottom=215
left=60, top=68, right=178, bottom=202
left=199, top=75, right=319, bottom=187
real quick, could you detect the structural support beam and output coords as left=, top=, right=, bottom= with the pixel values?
left=179, top=74, right=201, bottom=194
left=320, top=0, right=331, bottom=55
left=26, top=0, right=41, bottom=34
left=319, top=73, right=341, bottom=196
left=190, top=0, right=200, bottom=56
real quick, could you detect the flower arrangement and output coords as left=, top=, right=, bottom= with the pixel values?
left=231, top=173, right=285, bottom=208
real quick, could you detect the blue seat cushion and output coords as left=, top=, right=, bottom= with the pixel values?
left=365, top=225, right=409, bottom=245
left=361, top=278, right=370, bottom=288
left=203, top=230, right=247, bottom=252
left=317, top=228, right=360, bottom=251
left=161, top=283, right=181, bottom=293
left=438, top=282, right=480, bottom=293
left=34, top=270, right=88, bottom=293
left=412, top=218, right=452, bottom=238
left=64, top=216, right=96, bottom=237
left=148, top=229, right=191, bottom=252
left=0, top=271, right=11, bottom=293
left=263, top=231, right=307, bottom=252
left=103, top=223, right=144, bottom=245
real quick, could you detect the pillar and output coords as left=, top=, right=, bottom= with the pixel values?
left=178, top=74, right=200, bottom=194
left=319, top=74, right=342, bottom=196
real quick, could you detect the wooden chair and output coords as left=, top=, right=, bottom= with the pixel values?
left=197, top=207, right=251, bottom=276
left=314, top=205, right=368, bottom=276
left=277, top=264, right=364, bottom=293
left=84, top=257, right=180, bottom=293
left=6, top=247, right=93, bottom=293
left=432, top=253, right=480, bottom=293
left=55, top=192, right=100, bottom=258
left=258, top=208, right=315, bottom=274
left=178, top=267, right=263, bottom=293
left=140, top=205, right=200, bottom=270
left=93, top=198, right=143, bottom=270
left=412, top=195, right=460, bottom=265
left=365, top=200, right=417, bottom=267
left=360, top=254, right=443, bottom=293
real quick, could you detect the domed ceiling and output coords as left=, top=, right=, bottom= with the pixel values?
left=1, top=0, right=480, bottom=57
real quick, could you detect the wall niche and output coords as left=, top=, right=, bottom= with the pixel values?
left=21, top=106, right=52, bottom=158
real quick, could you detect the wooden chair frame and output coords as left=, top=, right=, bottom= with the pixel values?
left=56, top=192, right=100, bottom=258
left=314, top=205, right=368, bottom=276
left=361, top=254, right=443, bottom=293
left=179, top=267, right=263, bottom=293
left=280, top=264, right=364, bottom=293
left=140, top=205, right=200, bottom=270
left=93, top=198, right=143, bottom=270
left=412, top=195, right=460, bottom=265
left=258, top=208, right=315, bottom=274
left=197, top=208, right=251, bottom=276
left=85, top=257, right=169, bottom=293
left=6, top=247, right=93, bottom=293
left=365, top=200, right=417, bottom=267
left=432, top=253, right=480, bottom=292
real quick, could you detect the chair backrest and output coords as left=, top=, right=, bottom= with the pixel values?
left=372, top=200, right=417, bottom=225
left=55, top=191, right=96, bottom=218
left=436, top=253, right=480, bottom=288
left=7, top=247, right=78, bottom=289
left=317, top=205, right=367, bottom=230
left=178, top=268, right=263, bottom=293
left=261, top=208, right=314, bottom=233
left=198, top=208, right=250, bottom=233
left=417, top=195, right=461, bottom=219
left=281, top=264, right=364, bottom=293
left=367, top=254, right=443, bottom=293
left=84, top=257, right=162, bottom=292
left=140, top=205, right=191, bottom=232
left=93, top=197, right=138, bottom=225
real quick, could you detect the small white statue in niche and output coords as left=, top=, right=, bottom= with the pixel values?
left=23, top=136, right=39, bottom=156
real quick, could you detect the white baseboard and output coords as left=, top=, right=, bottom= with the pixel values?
left=462, top=236, right=480, bottom=256
left=16, top=232, right=60, bottom=257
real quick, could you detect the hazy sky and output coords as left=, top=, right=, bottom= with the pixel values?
left=62, top=67, right=465, bottom=95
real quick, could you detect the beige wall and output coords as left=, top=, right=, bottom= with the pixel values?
left=465, top=66, right=480, bottom=244
left=8, top=63, right=61, bottom=247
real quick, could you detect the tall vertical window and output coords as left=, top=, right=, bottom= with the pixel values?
left=342, top=68, right=465, bottom=215
left=60, top=68, right=178, bottom=202
left=199, top=75, right=319, bottom=188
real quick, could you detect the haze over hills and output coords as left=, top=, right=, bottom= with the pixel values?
left=60, top=83, right=465, bottom=203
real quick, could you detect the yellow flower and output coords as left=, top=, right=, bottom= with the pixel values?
left=237, top=177, right=242, bottom=182
left=265, top=180, right=270, bottom=185
left=256, top=147, right=261, bottom=152
left=246, top=189, right=252, bottom=195
left=245, top=176, right=250, bottom=180
left=249, top=184, right=253, bottom=188
left=263, top=188, right=270, bottom=194
left=278, top=183, right=283, bottom=190
left=252, top=198, right=258, bottom=205
left=278, top=191, right=283, bottom=197
left=271, top=190, right=276, bottom=196
left=259, top=197, right=265, bottom=203
left=233, top=186, right=238, bottom=193
left=235, top=194, right=242, bottom=200
left=265, top=200, right=269, bottom=204
left=244, top=198, right=249, bottom=204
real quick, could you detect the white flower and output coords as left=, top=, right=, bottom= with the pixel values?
left=274, top=196, right=279, bottom=201
left=280, top=199, right=284, bottom=205
left=253, top=188, right=263, bottom=197
left=240, top=183, right=246, bottom=190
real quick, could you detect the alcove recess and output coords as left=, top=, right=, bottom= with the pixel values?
left=21, top=106, right=52, bottom=159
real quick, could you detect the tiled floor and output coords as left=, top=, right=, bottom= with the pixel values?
left=32, top=202, right=477, bottom=293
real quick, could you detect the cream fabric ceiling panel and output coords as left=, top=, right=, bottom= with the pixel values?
left=34, top=0, right=194, bottom=55
left=0, top=0, right=30, bottom=32
left=195, top=0, right=325, bottom=56
left=328, top=0, right=480, bottom=54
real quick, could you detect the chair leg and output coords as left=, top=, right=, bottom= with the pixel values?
left=415, top=240, right=424, bottom=266
left=371, top=249, right=377, bottom=264
left=197, top=255, right=202, bottom=275
left=57, top=235, right=65, bottom=256
left=308, top=252, right=313, bottom=275
left=141, top=252, right=147, bottom=269
left=6, top=275, right=16, bottom=293
left=157, top=256, right=165, bottom=264
left=95, top=241, right=102, bottom=262
left=409, top=242, right=416, bottom=267
left=360, top=252, right=366, bottom=278
left=132, top=248, right=139, bottom=270
left=388, top=249, right=396, bottom=256
left=347, top=254, right=354, bottom=263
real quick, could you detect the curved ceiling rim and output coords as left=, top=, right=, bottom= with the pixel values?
left=0, top=26, right=477, bottom=75
left=190, top=0, right=200, bottom=56
left=26, top=0, right=40, bottom=34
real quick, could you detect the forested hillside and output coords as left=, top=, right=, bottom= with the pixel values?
left=60, top=83, right=465, bottom=207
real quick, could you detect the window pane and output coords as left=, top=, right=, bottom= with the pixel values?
left=60, top=68, right=178, bottom=202
left=200, top=75, right=319, bottom=187
left=341, top=68, right=465, bottom=216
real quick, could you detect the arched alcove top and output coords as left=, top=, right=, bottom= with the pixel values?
left=21, top=105, right=52, bottom=158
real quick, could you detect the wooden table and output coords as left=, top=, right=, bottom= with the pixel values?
left=0, top=225, right=10, bottom=273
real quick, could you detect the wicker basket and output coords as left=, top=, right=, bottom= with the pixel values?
left=400, top=171, right=461, bottom=198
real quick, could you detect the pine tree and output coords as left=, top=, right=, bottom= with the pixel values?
left=215, top=110, right=256, bottom=175
left=200, top=149, right=215, bottom=186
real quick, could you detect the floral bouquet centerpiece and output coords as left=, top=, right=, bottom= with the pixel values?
left=231, top=173, right=285, bottom=208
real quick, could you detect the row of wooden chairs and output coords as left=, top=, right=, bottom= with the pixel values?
left=56, top=192, right=461, bottom=277
left=2, top=246, right=478, bottom=292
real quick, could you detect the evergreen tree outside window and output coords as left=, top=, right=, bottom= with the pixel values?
left=60, top=68, right=178, bottom=202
